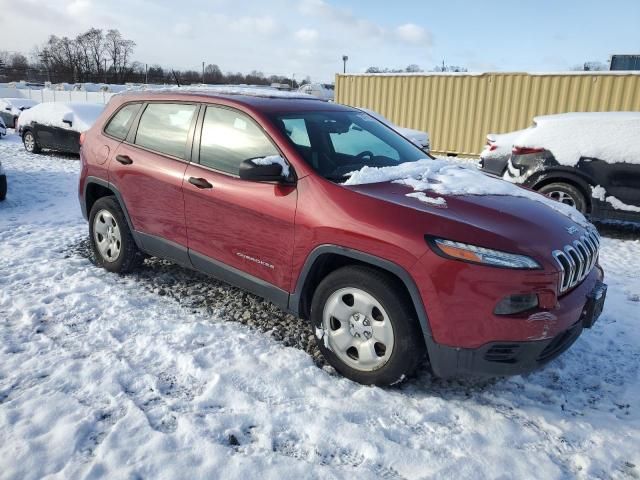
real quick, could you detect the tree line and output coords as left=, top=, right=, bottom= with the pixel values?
left=0, top=27, right=300, bottom=87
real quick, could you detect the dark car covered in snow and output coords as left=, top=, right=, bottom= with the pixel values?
left=18, top=102, right=105, bottom=155
left=482, top=112, right=640, bottom=224
left=0, top=98, right=38, bottom=128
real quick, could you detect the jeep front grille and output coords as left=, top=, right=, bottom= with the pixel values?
left=552, top=229, right=600, bottom=294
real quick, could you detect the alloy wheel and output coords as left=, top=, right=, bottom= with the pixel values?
left=24, top=133, right=35, bottom=152
left=546, top=190, right=576, bottom=208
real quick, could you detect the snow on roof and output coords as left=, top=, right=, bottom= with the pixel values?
left=0, top=97, right=39, bottom=111
left=516, top=111, right=640, bottom=166
left=343, top=158, right=590, bottom=226
left=18, top=102, right=105, bottom=133
left=118, top=85, right=322, bottom=100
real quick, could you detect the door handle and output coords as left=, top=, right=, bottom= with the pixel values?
left=115, top=154, right=133, bottom=165
left=188, top=177, right=213, bottom=189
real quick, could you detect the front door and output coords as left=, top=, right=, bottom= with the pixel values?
left=183, top=105, right=297, bottom=295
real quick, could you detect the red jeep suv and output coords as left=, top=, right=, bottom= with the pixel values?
left=79, top=89, right=607, bottom=386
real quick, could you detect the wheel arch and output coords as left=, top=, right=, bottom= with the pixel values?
left=289, top=245, right=433, bottom=340
left=84, top=176, right=140, bottom=248
left=529, top=169, right=594, bottom=213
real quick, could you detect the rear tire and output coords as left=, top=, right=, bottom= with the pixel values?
left=0, top=175, right=6, bottom=201
left=311, top=265, right=425, bottom=386
left=89, top=196, right=144, bottom=273
left=537, top=182, right=588, bottom=214
left=23, top=130, right=41, bottom=154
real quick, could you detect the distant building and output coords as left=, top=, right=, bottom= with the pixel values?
left=610, top=55, right=640, bottom=71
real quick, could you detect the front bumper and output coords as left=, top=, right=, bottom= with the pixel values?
left=427, top=320, right=584, bottom=377
left=426, top=274, right=606, bottom=378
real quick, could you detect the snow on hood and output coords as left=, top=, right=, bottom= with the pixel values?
left=18, top=102, right=105, bottom=133
left=343, top=158, right=590, bottom=226
left=515, top=112, right=640, bottom=166
left=0, top=97, right=39, bottom=116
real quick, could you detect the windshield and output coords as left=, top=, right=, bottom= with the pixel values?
left=270, top=110, right=429, bottom=182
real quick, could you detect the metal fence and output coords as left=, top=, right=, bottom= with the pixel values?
left=335, top=72, right=640, bottom=156
left=0, top=87, right=115, bottom=104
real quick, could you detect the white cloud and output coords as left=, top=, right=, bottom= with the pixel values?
left=173, top=22, right=192, bottom=37
left=230, top=16, right=278, bottom=36
left=66, top=0, right=91, bottom=16
left=396, top=23, right=429, bottom=44
left=295, top=28, right=318, bottom=43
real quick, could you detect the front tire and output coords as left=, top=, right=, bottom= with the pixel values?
left=311, top=265, right=425, bottom=386
left=537, top=182, right=588, bottom=214
left=23, top=131, right=41, bottom=154
left=89, top=196, right=144, bottom=273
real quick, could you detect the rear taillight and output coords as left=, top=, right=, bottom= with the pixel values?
left=488, top=144, right=497, bottom=151
left=79, top=133, right=86, bottom=146
left=512, top=146, right=544, bottom=155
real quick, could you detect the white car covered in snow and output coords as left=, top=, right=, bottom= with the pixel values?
left=18, top=102, right=105, bottom=155
left=499, top=112, right=640, bottom=223
left=0, top=97, right=39, bottom=128
left=298, top=83, right=335, bottom=101
left=357, top=107, right=430, bottom=151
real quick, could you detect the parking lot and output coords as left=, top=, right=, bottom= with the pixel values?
left=0, top=132, right=638, bottom=479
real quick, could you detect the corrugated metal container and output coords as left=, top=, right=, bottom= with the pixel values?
left=335, top=72, right=640, bottom=157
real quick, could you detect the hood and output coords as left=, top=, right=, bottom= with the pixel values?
left=343, top=180, right=593, bottom=265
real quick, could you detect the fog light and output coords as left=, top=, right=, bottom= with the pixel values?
left=494, top=293, right=539, bottom=315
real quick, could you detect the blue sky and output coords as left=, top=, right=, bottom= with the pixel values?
left=1, top=0, right=638, bottom=81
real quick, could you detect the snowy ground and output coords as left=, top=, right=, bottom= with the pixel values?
left=0, top=131, right=639, bottom=479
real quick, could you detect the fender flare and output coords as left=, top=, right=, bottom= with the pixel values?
left=83, top=176, right=141, bottom=248
left=288, top=244, right=433, bottom=339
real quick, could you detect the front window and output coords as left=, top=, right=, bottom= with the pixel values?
left=271, top=110, right=428, bottom=181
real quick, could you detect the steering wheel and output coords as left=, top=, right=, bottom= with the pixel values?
left=355, top=150, right=374, bottom=161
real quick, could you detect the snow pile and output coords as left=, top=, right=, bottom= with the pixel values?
left=592, top=185, right=640, bottom=213
left=17, top=102, right=105, bottom=133
left=516, top=112, right=640, bottom=166
left=0, top=97, right=39, bottom=115
left=344, top=159, right=590, bottom=225
left=251, top=155, right=290, bottom=177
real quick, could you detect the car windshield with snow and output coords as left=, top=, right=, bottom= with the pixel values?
left=78, top=89, right=607, bottom=386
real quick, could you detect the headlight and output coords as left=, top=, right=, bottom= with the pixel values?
left=429, top=238, right=541, bottom=269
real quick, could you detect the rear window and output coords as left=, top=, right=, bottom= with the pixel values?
left=104, top=103, right=141, bottom=140
left=134, top=103, right=197, bottom=159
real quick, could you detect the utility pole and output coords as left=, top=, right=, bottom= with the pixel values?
left=202, top=61, right=205, bottom=84
left=342, top=55, right=348, bottom=74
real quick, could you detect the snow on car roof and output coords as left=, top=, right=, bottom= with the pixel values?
left=534, top=111, right=640, bottom=124
left=516, top=111, right=640, bottom=166
left=18, top=102, right=105, bottom=133
left=118, top=85, right=323, bottom=101
left=0, top=97, right=39, bottom=108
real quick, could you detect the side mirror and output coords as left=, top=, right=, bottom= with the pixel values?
left=239, top=157, right=293, bottom=183
left=62, top=119, right=73, bottom=127
left=5, top=107, right=11, bottom=111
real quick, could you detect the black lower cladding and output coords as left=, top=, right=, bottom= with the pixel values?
left=427, top=321, right=585, bottom=378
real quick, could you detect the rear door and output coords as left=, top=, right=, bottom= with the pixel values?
left=183, top=104, right=297, bottom=296
left=109, top=102, right=199, bottom=263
